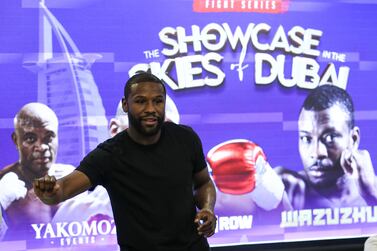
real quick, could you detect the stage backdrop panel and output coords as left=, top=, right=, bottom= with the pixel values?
left=0, top=0, right=376, bottom=250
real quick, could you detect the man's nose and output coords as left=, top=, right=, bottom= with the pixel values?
left=145, top=101, right=156, bottom=113
left=312, top=140, right=327, bottom=158
left=34, top=140, right=49, bottom=151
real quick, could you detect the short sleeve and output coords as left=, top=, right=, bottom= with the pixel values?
left=190, top=128, right=207, bottom=174
left=76, top=144, right=112, bottom=187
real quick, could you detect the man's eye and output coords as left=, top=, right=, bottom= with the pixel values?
left=44, top=135, right=55, bottom=144
left=323, top=134, right=336, bottom=144
left=300, top=136, right=312, bottom=144
left=24, top=136, right=36, bottom=143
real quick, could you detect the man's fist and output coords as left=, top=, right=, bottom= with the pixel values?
left=33, top=175, right=60, bottom=205
left=0, top=172, right=27, bottom=210
left=341, top=148, right=377, bottom=204
left=195, top=208, right=216, bottom=237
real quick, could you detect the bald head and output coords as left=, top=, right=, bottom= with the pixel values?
left=12, top=103, right=59, bottom=178
left=14, top=103, right=58, bottom=132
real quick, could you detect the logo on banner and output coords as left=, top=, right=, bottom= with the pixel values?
left=281, top=206, right=377, bottom=227
left=130, top=22, right=350, bottom=91
left=193, top=0, right=290, bottom=13
left=31, top=215, right=116, bottom=247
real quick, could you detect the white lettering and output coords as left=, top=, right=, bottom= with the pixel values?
left=97, top=220, right=112, bottom=235
left=281, top=206, right=377, bottom=228
left=217, top=215, right=253, bottom=232
left=68, top=222, right=82, bottom=237
left=136, top=22, right=349, bottom=90
left=82, top=220, right=99, bottom=236
left=31, top=223, right=45, bottom=239
left=340, top=207, right=353, bottom=224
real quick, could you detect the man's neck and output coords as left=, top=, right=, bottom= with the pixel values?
left=16, top=162, right=46, bottom=189
left=126, top=128, right=161, bottom=145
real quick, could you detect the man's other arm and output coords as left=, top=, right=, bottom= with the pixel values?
left=193, top=167, right=217, bottom=237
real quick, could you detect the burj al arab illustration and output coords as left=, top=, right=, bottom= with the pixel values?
left=23, top=0, right=109, bottom=165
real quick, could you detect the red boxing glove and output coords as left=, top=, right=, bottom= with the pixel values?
left=207, top=139, right=265, bottom=195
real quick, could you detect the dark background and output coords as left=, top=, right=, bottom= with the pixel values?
left=212, top=237, right=367, bottom=251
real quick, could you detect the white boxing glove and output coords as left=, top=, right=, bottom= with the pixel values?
left=250, top=156, right=285, bottom=211
left=0, top=172, right=27, bottom=210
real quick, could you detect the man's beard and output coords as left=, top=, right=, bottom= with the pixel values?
left=128, top=112, right=164, bottom=137
left=305, top=158, right=343, bottom=188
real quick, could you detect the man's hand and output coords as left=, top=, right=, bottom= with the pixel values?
left=341, top=149, right=377, bottom=203
left=194, top=208, right=216, bottom=237
left=0, top=172, right=27, bottom=210
left=33, top=175, right=61, bottom=205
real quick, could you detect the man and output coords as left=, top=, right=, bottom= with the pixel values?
left=33, top=72, right=217, bottom=251
left=55, top=92, right=181, bottom=223
left=0, top=102, right=76, bottom=239
left=276, top=84, right=376, bottom=209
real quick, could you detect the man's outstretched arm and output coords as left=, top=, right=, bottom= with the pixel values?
left=193, top=167, right=217, bottom=237
left=33, top=170, right=92, bottom=205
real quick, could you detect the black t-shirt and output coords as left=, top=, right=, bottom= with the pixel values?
left=76, top=122, right=208, bottom=251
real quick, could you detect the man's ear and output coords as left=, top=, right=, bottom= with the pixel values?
left=122, top=97, right=128, bottom=113
left=11, top=132, right=18, bottom=148
left=109, top=118, right=121, bottom=138
left=350, top=126, right=360, bottom=151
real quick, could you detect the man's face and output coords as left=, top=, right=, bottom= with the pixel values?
left=123, top=81, right=165, bottom=137
left=13, top=119, right=58, bottom=177
left=298, top=105, right=356, bottom=188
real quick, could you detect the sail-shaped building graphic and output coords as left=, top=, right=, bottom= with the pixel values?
left=23, top=0, right=109, bottom=165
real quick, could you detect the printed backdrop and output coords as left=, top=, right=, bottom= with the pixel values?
left=0, top=0, right=376, bottom=250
